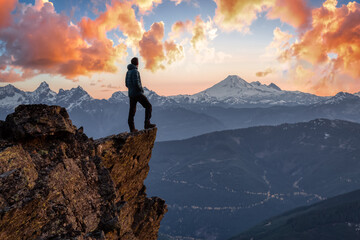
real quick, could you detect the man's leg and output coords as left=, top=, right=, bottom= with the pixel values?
left=128, top=97, right=138, bottom=132
left=137, top=94, right=155, bottom=129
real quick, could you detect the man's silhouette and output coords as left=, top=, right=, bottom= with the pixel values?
left=125, top=57, right=156, bottom=132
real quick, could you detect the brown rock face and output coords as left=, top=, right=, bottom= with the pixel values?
left=0, top=105, right=167, bottom=240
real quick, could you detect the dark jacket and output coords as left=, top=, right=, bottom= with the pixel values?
left=125, top=64, right=144, bottom=97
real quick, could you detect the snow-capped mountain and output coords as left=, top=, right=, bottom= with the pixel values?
left=27, top=81, right=57, bottom=104
left=0, top=84, right=28, bottom=109
left=1, top=78, right=360, bottom=141
left=170, top=75, right=326, bottom=106
left=108, top=91, right=128, bottom=104
left=0, top=76, right=330, bottom=110
left=0, top=82, right=94, bottom=111
left=321, top=92, right=360, bottom=105
left=56, top=86, right=93, bottom=110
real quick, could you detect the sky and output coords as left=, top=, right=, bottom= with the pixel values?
left=0, top=0, right=359, bottom=98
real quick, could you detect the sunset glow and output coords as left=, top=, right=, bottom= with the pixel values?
left=0, top=0, right=359, bottom=98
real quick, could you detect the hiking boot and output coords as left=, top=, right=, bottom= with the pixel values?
left=144, top=123, right=156, bottom=129
left=130, top=128, right=138, bottom=133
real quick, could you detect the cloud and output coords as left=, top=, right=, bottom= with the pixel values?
left=278, top=1, right=360, bottom=80
left=0, top=0, right=17, bottom=28
left=267, top=0, right=311, bottom=29
left=168, top=16, right=228, bottom=64
left=169, top=20, right=193, bottom=39
left=0, top=67, right=36, bottom=83
left=293, top=0, right=360, bottom=79
left=256, top=68, right=274, bottom=77
left=165, top=40, right=184, bottom=64
left=139, top=22, right=166, bottom=72
left=266, top=0, right=360, bottom=95
left=0, top=1, right=128, bottom=81
left=79, top=0, right=144, bottom=48
left=170, top=0, right=191, bottom=5
left=34, top=0, right=54, bottom=11
left=269, top=27, right=294, bottom=63
left=191, top=16, right=207, bottom=51
left=213, top=0, right=275, bottom=33
left=132, top=0, right=162, bottom=14
left=191, top=16, right=217, bottom=51
left=213, top=0, right=311, bottom=32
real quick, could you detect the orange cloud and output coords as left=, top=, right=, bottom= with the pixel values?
left=268, top=0, right=360, bottom=95
left=169, top=20, right=193, bottom=39
left=34, top=0, right=54, bottom=11
left=0, top=0, right=17, bottom=28
left=133, top=0, right=162, bottom=14
left=0, top=67, right=36, bottom=83
left=268, top=0, right=311, bottom=28
left=213, top=0, right=274, bottom=32
left=139, top=22, right=166, bottom=72
left=165, top=40, right=184, bottom=64
left=191, top=16, right=207, bottom=51
left=256, top=68, right=274, bottom=77
left=190, top=16, right=218, bottom=51
left=214, top=0, right=311, bottom=32
left=0, top=1, right=127, bottom=80
left=79, top=0, right=143, bottom=47
left=269, top=27, right=294, bottom=62
left=293, top=0, right=360, bottom=78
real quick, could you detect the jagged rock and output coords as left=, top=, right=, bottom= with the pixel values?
left=4, top=104, right=77, bottom=140
left=0, top=104, right=166, bottom=240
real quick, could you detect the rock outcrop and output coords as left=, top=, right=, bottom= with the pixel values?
left=0, top=104, right=167, bottom=239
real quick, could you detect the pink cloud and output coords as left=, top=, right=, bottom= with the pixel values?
left=0, top=1, right=128, bottom=81
left=139, top=22, right=166, bottom=72
left=0, top=0, right=17, bottom=28
left=268, top=0, right=312, bottom=28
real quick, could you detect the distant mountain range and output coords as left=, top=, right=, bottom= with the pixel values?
left=0, top=75, right=327, bottom=110
left=145, top=119, right=360, bottom=239
left=1, top=76, right=360, bottom=140
left=231, top=189, right=360, bottom=240
left=171, top=75, right=324, bottom=107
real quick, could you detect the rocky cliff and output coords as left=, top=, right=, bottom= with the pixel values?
left=0, top=104, right=167, bottom=239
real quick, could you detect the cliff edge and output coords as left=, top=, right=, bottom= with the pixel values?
left=0, top=104, right=167, bottom=239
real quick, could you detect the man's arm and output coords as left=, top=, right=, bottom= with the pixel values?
left=134, top=70, right=144, bottom=93
left=125, top=72, right=130, bottom=88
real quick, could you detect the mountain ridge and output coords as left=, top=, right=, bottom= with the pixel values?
left=231, top=189, right=360, bottom=240
left=0, top=75, right=334, bottom=108
left=2, top=77, right=360, bottom=141
left=145, top=118, right=360, bottom=239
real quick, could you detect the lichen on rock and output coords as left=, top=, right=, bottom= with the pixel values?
left=0, top=104, right=167, bottom=240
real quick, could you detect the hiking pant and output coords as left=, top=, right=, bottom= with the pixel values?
left=128, top=94, right=152, bottom=130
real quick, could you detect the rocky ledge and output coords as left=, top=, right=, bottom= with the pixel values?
left=0, top=104, right=167, bottom=239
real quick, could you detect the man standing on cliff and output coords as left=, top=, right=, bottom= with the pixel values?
left=125, top=57, right=156, bottom=133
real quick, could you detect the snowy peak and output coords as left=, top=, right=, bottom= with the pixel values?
left=60, top=86, right=89, bottom=97
left=143, top=87, right=176, bottom=106
left=28, top=81, right=56, bottom=103
left=196, top=75, right=284, bottom=101
left=268, top=83, right=281, bottom=91
left=143, top=87, right=160, bottom=98
left=57, top=86, right=92, bottom=102
left=170, top=75, right=325, bottom=106
left=35, top=81, right=50, bottom=92
left=201, top=75, right=283, bottom=96
left=0, top=84, right=27, bottom=108
left=109, top=91, right=128, bottom=103
left=323, top=92, right=360, bottom=104
left=0, top=84, right=21, bottom=96
left=211, top=75, right=251, bottom=90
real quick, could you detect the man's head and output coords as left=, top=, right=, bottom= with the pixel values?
left=131, top=57, right=139, bottom=66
